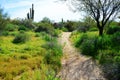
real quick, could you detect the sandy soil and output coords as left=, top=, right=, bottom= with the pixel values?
left=57, top=32, right=105, bottom=80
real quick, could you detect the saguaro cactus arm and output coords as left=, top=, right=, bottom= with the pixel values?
left=27, top=4, right=34, bottom=21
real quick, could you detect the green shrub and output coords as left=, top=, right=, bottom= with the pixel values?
left=61, top=27, right=68, bottom=32
left=19, top=30, right=25, bottom=33
left=114, top=56, right=120, bottom=63
left=98, top=50, right=117, bottom=64
left=19, top=19, right=35, bottom=29
left=64, top=21, right=78, bottom=31
left=52, top=29, right=61, bottom=37
left=5, top=23, right=17, bottom=31
left=35, top=32, right=53, bottom=41
left=80, top=37, right=98, bottom=57
left=111, top=32, right=120, bottom=47
left=2, top=31, right=9, bottom=36
left=46, top=69, right=60, bottom=80
left=75, top=33, right=112, bottom=58
left=43, top=40, right=62, bottom=71
left=98, top=50, right=120, bottom=80
left=75, top=34, right=97, bottom=56
left=44, top=50, right=62, bottom=69
left=42, top=41, right=62, bottom=54
left=42, top=42, right=55, bottom=50
left=98, top=50, right=120, bottom=64
left=106, top=26, right=120, bottom=35
left=43, top=34, right=52, bottom=41
left=35, top=22, right=54, bottom=35
left=77, top=26, right=89, bottom=33
left=18, top=25, right=28, bottom=31
left=101, top=62, right=120, bottom=80
left=0, top=7, right=8, bottom=34
left=96, top=35, right=111, bottom=50
left=13, top=32, right=30, bottom=44
left=89, top=28, right=98, bottom=31
left=75, top=34, right=88, bottom=47
left=9, top=32, right=17, bottom=36
left=35, top=33, right=41, bottom=37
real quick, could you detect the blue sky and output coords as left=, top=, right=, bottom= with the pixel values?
left=0, top=0, right=83, bottom=22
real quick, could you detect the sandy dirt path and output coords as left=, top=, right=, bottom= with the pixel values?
left=57, top=32, right=105, bottom=80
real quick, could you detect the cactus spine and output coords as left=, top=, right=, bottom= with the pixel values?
left=27, top=4, right=34, bottom=21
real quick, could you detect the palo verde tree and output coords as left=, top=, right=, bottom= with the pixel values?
left=61, top=0, right=120, bottom=36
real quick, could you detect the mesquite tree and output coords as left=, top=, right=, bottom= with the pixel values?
left=27, top=4, right=34, bottom=21
left=61, top=0, right=120, bottom=36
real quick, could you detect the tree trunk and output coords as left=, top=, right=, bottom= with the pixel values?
left=96, top=21, right=104, bottom=36
left=99, top=27, right=103, bottom=36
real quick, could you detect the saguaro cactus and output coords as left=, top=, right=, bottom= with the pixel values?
left=31, top=4, right=34, bottom=20
left=27, top=13, right=30, bottom=19
left=27, top=4, right=34, bottom=21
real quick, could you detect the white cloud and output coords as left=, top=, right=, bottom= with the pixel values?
left=4, top=1, right=31, bottom=9
left=1, top=0, right=83, bottom=22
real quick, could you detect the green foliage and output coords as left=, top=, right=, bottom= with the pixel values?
left=35, top=22, right=54, bottom=35
left=77, top=35, right=111, bottom=57
left=111, top=32, right=120, bottom=47
left=96, top=35, right=111, bottom=50
left=20, top=69, right=60, bottom=80
left=74, top=32, right=112, bottom=58
left=98, top=50, right=118, bottom=64
left=106, top=26, right=120, bottom=35
left=77, top=26, right=89, bottom=33
left=43, top=33, right=52, bottom=41
left=61, top=27, right=68, bottom=32
left=11, top=19, right=35, bottom=29
left=0, top=7, right=9, bottom=34
left=11, top=19, right=20, bottom=25
left=89, top=28, right=98, bottom=31
left=114, top=55, right=120, bottom=63
left=5, top=23, right=17, bottom=31
left=2, top=31, right=9, bottom=36
left=42, top=38, right=62, bottom=71
left=82, top=16, right=96, bottom=28
left=52, top=29, right=61, bottom=37
left=0, top=31, right=62, bottom=79
left=41, top=17, right=51, bottom=23
left=9, top=31, right=18, bottom=36
left=98, top=50, right=120, bottom=80
left=71, top=31, right=120, bottom=80
left=13, top=32, right=30, bottom=44
left=45, top=70, right=60, bottom=80
left=35, top=32, right=41, bottom=37
left=80, top=36, right=98, bottom=57
left=77, top=16, right=96, bottom=32
left=20, top=19, right=36, bottom=29
left=0, top=47, right=10, bottom=54
left=44, top=50, right=62, bottom=69
left=101, top=62, right=120, bottom=80
left=18, top=25, right=28, bottom=31
left=53, top=20, right=82, bottom=32
left=64, top=21, right=77, bottom=31
left=35, top=32, right=53, bottom=41
left=75, top=33, right=88, bottom=47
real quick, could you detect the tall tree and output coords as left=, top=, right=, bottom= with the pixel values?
left=61, top=0, right=120, bottom=36
left=0, top=7, right=8, bottom=33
